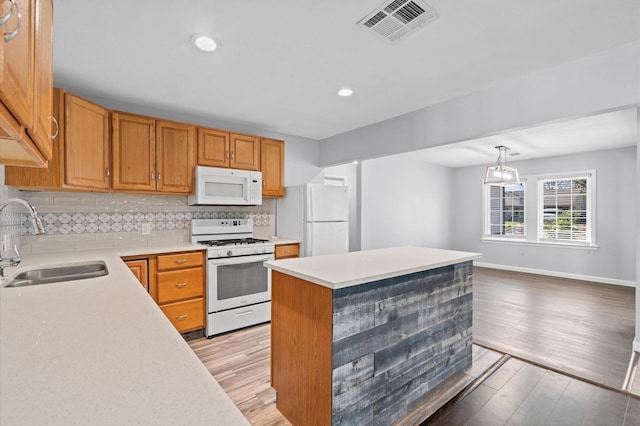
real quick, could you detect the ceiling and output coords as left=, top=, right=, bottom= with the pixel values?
left=395, top=107, right=639, bottom=168
left=52, top=0, right=640, bottom=142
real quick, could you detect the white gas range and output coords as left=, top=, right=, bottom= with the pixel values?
left=191, top=218, right=275, bottom=337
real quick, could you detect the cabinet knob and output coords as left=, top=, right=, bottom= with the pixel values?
left=175, top=282, right=187, bottom=288
left=175, top=259, right=187, bottom=264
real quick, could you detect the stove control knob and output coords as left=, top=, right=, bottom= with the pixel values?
left=217, top=250, right=224, bottom=257
left=227, top=250, right=233, bottom=257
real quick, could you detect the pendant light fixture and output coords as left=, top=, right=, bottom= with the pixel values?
left=484, top=145, right=520, bottom=185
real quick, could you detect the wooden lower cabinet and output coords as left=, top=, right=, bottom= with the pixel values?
left=122, top=249, right=205, bottom=334
left=124, top=259, right=148, bottom=291
left=275, top=243, right=299, bottom=259
left=159, top=298, right=204, bottom=333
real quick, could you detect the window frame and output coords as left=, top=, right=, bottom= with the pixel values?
left=482, top=182, right=527, bottom=240
left=481, top=169, right=597, bottom=249
left=535, top=171, right=596, bottom=246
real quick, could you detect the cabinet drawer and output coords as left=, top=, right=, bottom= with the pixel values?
left=157, top=251, right=203, bottom=270
left=275, top=244, right=299, bottom=259
left=157, top=267, right=203, bottom=303
left=160, top=298, right=204, bottom=333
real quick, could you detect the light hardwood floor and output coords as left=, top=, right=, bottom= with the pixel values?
left=188, top=324, right=503, bottom=425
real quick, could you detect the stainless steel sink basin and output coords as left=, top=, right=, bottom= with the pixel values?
left=5, top=261, right=109, bottom=287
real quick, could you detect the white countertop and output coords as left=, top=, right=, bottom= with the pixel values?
left=264, top=246, right=482, bottom=289
left=0, top=244, right=249, bottom=426
left=269, top=236, right=300, bottom=246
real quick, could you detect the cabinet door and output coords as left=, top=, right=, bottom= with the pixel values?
left=156, top=120, right=194, bottom=193
left=4, top=87, right=63, bottom=187
left=112, top=112, right=155, bottom=191
left=230, top=133, right=260, bottom=171
left=0, top=0, right=34, bottom=128
left=197, top=127, right=230, bottom=167
left=125, top=259, right=149, bottom=291
left=28, top=0, right=53, bottom=159
left=65, top=92, right=110, bottom=189
left=261, top=138, right=284, bottom=197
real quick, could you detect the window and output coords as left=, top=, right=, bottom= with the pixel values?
left=537, top=175, right=592, bottom=244
left=486, top=183, right=525, bottom=237
left=483, top=170, right=596, bottom=247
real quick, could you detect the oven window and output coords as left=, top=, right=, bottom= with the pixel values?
left=217, top=261, right=268, bottom=300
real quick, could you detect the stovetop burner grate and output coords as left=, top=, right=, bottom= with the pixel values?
left=199, top=238, right=269, bottom=247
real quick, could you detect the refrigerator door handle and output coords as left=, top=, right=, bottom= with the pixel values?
left=308, top=186, right=314, bottom=221
left=307, top=225, right=313, bottom=257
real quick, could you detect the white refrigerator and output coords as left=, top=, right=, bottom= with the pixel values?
left=276, top=184, right=349, bottom=257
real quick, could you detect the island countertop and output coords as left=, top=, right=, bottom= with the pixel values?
left=264, top=246, right=482, bottom=289
left=0, top=245, right=248, bottom=426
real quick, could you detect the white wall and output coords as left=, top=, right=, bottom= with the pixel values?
left=319, top=41, right=640, bottom=166
left=451, top=146, right=637, bottom=283
left=360, top=156, right=453, bottom=251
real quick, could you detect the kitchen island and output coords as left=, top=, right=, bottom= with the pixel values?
left=264, top=246, right=481, bottom=425
left=0, top=245, right=248, bottom=426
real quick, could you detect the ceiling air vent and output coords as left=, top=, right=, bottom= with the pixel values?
left=358, top=0, right=439, bottom=43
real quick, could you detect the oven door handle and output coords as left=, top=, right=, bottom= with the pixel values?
left=208, top=254, right=274, bottom=265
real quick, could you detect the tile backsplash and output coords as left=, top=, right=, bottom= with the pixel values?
left=0, top=178, right=275, bottom=255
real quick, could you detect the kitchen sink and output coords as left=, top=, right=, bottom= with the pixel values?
left=5, top=261, right=109, bottom=287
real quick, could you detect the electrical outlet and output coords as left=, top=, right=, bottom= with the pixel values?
left=141, top=223, right=152, bottom=235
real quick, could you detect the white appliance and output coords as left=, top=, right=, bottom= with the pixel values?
left=188, top=166, right=262, bottom=206
left=276, top=184, right=349, bottom=257
left=191, top=218, right=274, bottom=337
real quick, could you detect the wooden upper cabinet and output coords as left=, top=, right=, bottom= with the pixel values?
left=5, top=88, right=109, bottom=190
left=0, top=0, right=34, bottom=130
left=64, top=92, right=110, bottom=190
left=230, top=133, right=260, bottom=171
left=112, top=112, right=155, bottom=191
left=197, top=127, right=230, bottom=168
left=156, top=120, right=194, bottom=194
left=28, top=0, right=54, bottom=159
left=0, top=0, right=55, bottom=167
left=261, top=138, right=285, bottom=198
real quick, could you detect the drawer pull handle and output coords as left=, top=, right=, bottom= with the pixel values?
left=175, top=259, right=187, bottom=264
left=235, top=310, right=253, bottom=317
left=3, top=0, right=20, bottom=43
left=175, top=314, right=188, bottom=321
left=175, top=282, right=188, bottom=288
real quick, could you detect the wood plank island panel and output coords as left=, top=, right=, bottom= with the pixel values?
left=270, top=260, right=474, bottom=425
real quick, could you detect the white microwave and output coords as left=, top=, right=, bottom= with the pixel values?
left=188, top=166, right=262, bottom=206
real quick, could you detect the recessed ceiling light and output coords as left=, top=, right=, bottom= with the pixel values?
left=191, top=34, right=218, bottom=52
left=338, top=88, right=353, bottom=97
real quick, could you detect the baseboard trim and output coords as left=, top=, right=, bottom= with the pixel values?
left=474, top=262, right=636, bottom=288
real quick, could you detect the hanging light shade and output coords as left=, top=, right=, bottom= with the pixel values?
left=484, top=145, right=520, bottom=185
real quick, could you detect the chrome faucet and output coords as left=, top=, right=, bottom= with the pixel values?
left=0, top=198, right=48, bottom=276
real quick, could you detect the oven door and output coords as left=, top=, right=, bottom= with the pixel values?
left=207, top=253, right=273, bottom=312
